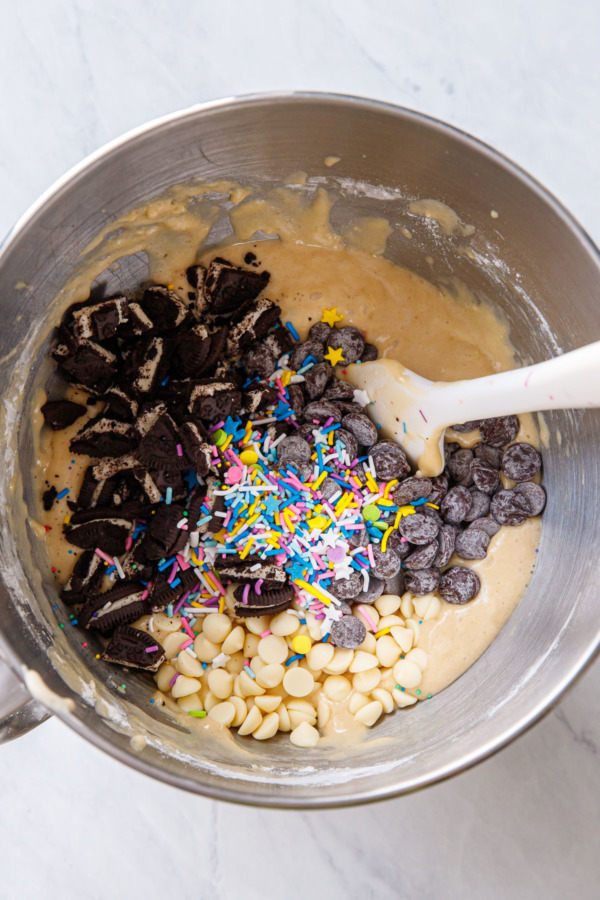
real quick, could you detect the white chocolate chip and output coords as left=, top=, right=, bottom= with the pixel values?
left=255, top=663, right=285, bottom=689
left=323, top=647, right=354, bottom=674
left=371, top=688, right=394, bottom=714
left=229, top=695, right=247, bottom=726
left=221, top=625, right=245, bottom=655
left=254, top=694, right=282, bottom=713
left=162, top=632, right=189, bottom=659
left=176, top=692, right=203, bottom=712
left=243, top=633, right=260, bottom=658
left=392, top=659, right=422, bottom=689
left=317, top=696, right=330, bottom=729
left=245, top=615, right=271, bottom=636
left=377, top=614, right=405, bottom=630
left=207, top=668, right=234, bottom=700
left=202, top=613, right=232, bottom=643
left=390, top=625, right=414, bottom=654
left=277, top=703, right=291, bottom=731
left=237, top=704, right=263, bottom=735
left=238, top=670, right=266, bottom=697
left=406, top=619, right=420, bottom=642
left=323, top=674, right=352, bottom=702
left=406, top=648, right=428, bottom=671
left=203, top=691, right=219, bottom=711
left=354, top=700, right=383, bottom=726
left=270, top=611, right=300, bottom=636
left=193, top=634, right=221, bottom=663
left=152, top=612, right=182, bottom=633
left=257, top=634, right=288, bottom=665
left=288, top=709, right=316, bottom=729
left=400, top=593, right=414, bottom=619
left=352, top=668, right=381, bottom=693
left=358, top=632, right=377, bottom=653
left=252, top=711, right=280, bottom=740
left=283, top=667, right=315, bottom=698
left=376, top=634, right=402, bottom=668
left=393, top=688, right=418, bottom=707
left=348, top=691, right=370, bottom=714
left=171, top=675, right=202, bottom=698
left=155, top=662, right=177, bottom=692
left=374, top=594, right=402, bottom=616
left=290, top=721, right=320, bottom=748
left=208, top=701, right=236, bottom=727
left=349, top=651, right=379, bottom=673
left=175, top=650, right=205, bottom=678
left=307, top=642, right=334, bottom=671
left=355, top=606, right=380, bottom=633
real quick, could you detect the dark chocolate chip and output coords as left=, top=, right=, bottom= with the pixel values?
left=501, top=442, right=542, bottom=482
left=384, top=570, right=406, bottom=595
left=308, top=322, right=332, bottom=344
left=333, top=428, right=358, bottom=462
left=479, top=415, right=520, bottom=447
left=341, top=411, right=378, bottom=447
left=385, top=529, right=411, bottom=558
left=303, top=362, right=333, bottom=399
left=490, top=489, right=531, bottom=526
left=277, top=435, right=312, bottom=465
left=439, top=567, right=480, bottom=604
left=449, top=420, right=482, bottom=433
left=328, top=326, right=365, bottom=364
left=428, top=475, right=449, bottom=506
left=434, top=524, right=457, bottom=567
left=323, top=380, right=356, bottom=401
left=290, top=340, right=325, bottom=371
left=467, top=517, right=501, bottom=538
left=398, top=512, right=440, bottom=545
left=473, top=442, right=502, bottom=469
left=404, top=568, right=440, bottom=595
left=369, top=441, right=411, bottom=481
left=447, top=448, right=474, bottom=485
left=354, top=576, right=385, bottom=605
left=328, top=571, right=364, bottom=600
left=302, top=400, right=342, bottom=424
left=393, top=476, right=432, bottom=506
left=440, top=486, right=472, bottom=525
left=463, top=489, right=491, bottom=522
left=41, top=400, right=87, bottom=430
left=369, top=544, right=402, bottom=579
left=471, top=459, right=500, bottom=494
left=359, top=343, right=378, bottom=363
left=330, top=615, right=367, bottom=649
left=404, top=541, right=438, bottom=570
left=513, top=481, right=546, bottom=516
left=455, top=529, right=490, bottom=560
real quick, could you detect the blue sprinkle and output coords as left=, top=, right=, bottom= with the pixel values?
left=166, top=604, right=174, bottom=617
left=299, top=619, right=307, bottom=624
left=411, top=498, right=427, bottom=507
left=202, top=662, right=208, bottom=669
left=244, top=665, right=256, bottom=679
left=56, top=488, right=70, bottom=500
left=170, top=578, right=181, bottom=589
left=70, top=619, right=78, bottom=626
left=285, top=654, right=303, bottom=666
left=403, top=422, right=407, bottom=434
left=196, top=515, right=212, bottom=527
left=165, top=486, right=173, bottom=505
left=161, top=376, right=170, bottom=386
left=322, top=633, right=330, bottom=643
left=106, top=565, right=116, bottom=575
left=321, top=423, right=341, bottom=435
left=285, top=321, right=300, bottom=341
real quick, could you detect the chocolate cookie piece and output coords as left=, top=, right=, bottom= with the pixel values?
left=440, top=486, right=472, bottom=525
left=59, top=340, right=117, bottom=394
left=446, top=448, right=474, bottom=485
left=72, top=297, right=129, bottom=342
left=149, top=567, right=200, bottom=613
left=179, top=421, right=212, bottom=476
left=290, top=340, right=325, bottom=371
left=513, top=481, right=546, bottom=516
left=404, top=541, right=439, bottom=570
left=328, top=571, right=364, bottom=600
left=302, top=400, right=342, bottom=424
left=83, top=582, right=149, bottom=635
left=369, top=441, right=411, bottom=481
left=439, top=567, right=480, bottom=604
left=330, top=615, right=367, bottom=650
left=64, top=516, right=132, bottom=556
left=41, top=399, right=87, bottom=431
left=354, top=576, right=385, bottom=605
left=404, top=568, right=440, bottom=595
left=303, top=363, right=333, bottom=399
left=140, top=286, right=189, bottom=332
left=188, top=380, right=242, bottom=422
left=466, top=517, right=501, bottom=538
left=449, top=419, right=482, bottom=433
left=264, top=325, right=295, bottom=359
left=245, top=385, right=279, bottom=414
left=200, top=259, right=270, bottom=316
left=103, top=387, right=139, bottom=422
left=359, top=343, right=378, bottom=363
left=471, top=459, right=500, bottom=494
left=233, top=584, right=294, bottom=617
left=428, top=475, right=448, bottom=506
left=277, top=435, right=312, bottom=465
left=227, top=297, right=279, bottom=356
left=216, top=562, right=287, bottom=589
left=455, top=529, right=490, bottom=560
left=434, top=524, right=457, bottom=567
left=341, top=411, right=378, bottom=447
left=242, top=344, right=277, bottom=380
left=490, top=489, right=531, bottom=526
left=308, top=322, right=332, bottom=344
left=479, top=415, right=520, bottom=448
left=147, top=503, right=188, bottom=557
left=136, top=413, right=188, bottom=470
left=473, top=442, right=502, bottom=469
left=463, top=489, right=491, bottom=522
left=369, top=545, right=402, bottom=579
left=117, top=302, right=153, bottom=338
left=170, top=324, right=211, bottom=379
left=323, top=380, right=356, bottom=402
left=328, top=326, right=365, bottom=364
left=393, top=476, right=433, bottom=506
left=102, top=626, right=165, bottom=672
left=70, top=418, right=138, bottom=458
left=127, top=336, right=169, bottom=396
left=398, top=512, right=440, bottom=545
left=501, top=442, right=542, bottom=482
left=42, top=485, right=58, bottom=511
left=199, top=327, right=229, bottom=378
left=60, top=549, right=105, bottom=604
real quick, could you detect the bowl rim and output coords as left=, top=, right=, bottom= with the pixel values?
left=1, top=90, right=599, bottom=808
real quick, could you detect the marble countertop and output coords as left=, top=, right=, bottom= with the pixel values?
left=1, top=1, right=599, bottom=897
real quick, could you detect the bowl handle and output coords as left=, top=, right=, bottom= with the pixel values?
left=0, top=656, right=50, bottom=743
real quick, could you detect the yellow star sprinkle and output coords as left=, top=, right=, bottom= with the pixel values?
left=321, top=306, right=343, bottom=326
left=324, top=345, right=345, bottom=367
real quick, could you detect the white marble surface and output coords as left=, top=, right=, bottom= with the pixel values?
left=1, top=1, right=599, bottom=897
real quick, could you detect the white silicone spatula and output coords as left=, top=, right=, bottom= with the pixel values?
left=346, top=341, right=600, bottom=476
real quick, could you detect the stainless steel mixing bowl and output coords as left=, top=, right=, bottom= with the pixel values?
left=0, top=93, right=599, bottom=806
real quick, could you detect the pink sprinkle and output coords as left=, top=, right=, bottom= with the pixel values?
left=419, top=409, right=428, bottom=423
left=176, top=443, right=183, bottom=457
left=314, top=613, right=326, bottom=620
left=242, top=584, right=250, bottom=605
left=209, top=573, right=226, bottom=596
left=169, top=673, right=179, bottom=687
left=210, top=421, right=225, bottom=432
left=366, top=544, right=376, bottom=566
left=174, top=590, right=192, bottom=614
left=167, top=561, right=179, bottom=584
left=140, top=589, right=149, bottom=601
left=275, top=554, right=287, bottom=565
left=312, top=419, right=320, bottom=425
left=400, top=536, right=408, bottom=543
left=145, top=645, right=159, bottom=653
left=125, top=536, right=133, bottom=552
left=211, top=445, right=219, bottom=458
left=312, top=552, right=326, bottom=570
left=358, top=605, right=377, bottom=631
left=260, top=629, right=272, bottom=638
left=181, top=618, right=195, bottom=639
left=324, top=417, right=334, bottom=428
left=223, top=511, right=232, bottom=528
left=226, top=466, right=243, bottom=485
left=180, top=637, right=194, bottom=650
left=176, top=554, right=190, bottom=571
left=95, top=547, right=114, bottom=564
left=255, top=578, right=264, bottom=595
